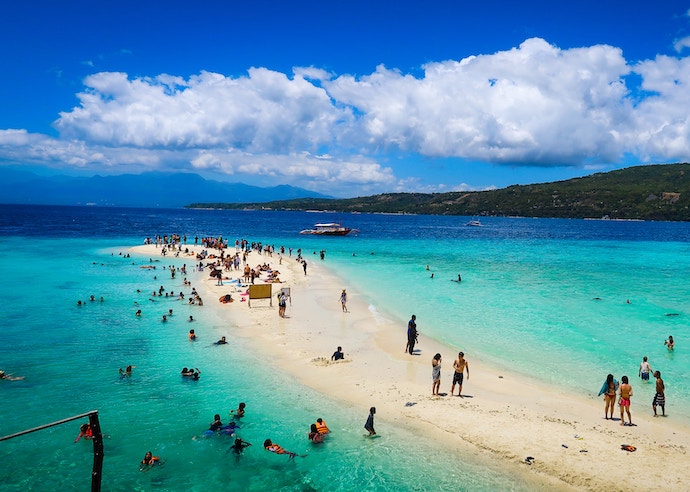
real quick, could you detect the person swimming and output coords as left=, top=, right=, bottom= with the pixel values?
left=308, top=424, right=324, bottom=443
left=230, top=402, right=246, bottom=419
left=665, top=335, right=675, bottom=350
left=139, top=451, right=161, bottom=470
left=0, top=370, right=24, bottom=381
left=263, top=439, right=297, bottom=459
left=181, top=367, right=201, bottom=379
left=315, top=418, right=329, bottom=434
left=227, top=438, right=251, bottom=460
left=209, top=414, right=223, bottom=431
left=74, top=423, right=93, bottom=442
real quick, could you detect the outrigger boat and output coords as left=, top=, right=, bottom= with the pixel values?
left=299, top=222, right=356, bottom=236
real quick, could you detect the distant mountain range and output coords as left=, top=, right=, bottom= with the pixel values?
left=0, top=169, right=331, bottom=208
left=188, top=163, right=690, bottom=222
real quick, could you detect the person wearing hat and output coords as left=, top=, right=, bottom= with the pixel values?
left=339, top=289, right=348, bottom=312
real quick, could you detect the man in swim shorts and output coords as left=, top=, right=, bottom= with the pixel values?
left=653, top=371, right=665, bottom=417
left=451, top=352, right=469, bottom=397
left=638, top=356, right=653, bottom=381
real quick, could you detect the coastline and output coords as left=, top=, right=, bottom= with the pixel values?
left=131, top=242, right=689, bottom=491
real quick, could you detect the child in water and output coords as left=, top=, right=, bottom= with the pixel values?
left=230, top=402, right=246, bottom=419
left=74, top=423, right=93, bottom=442
left=139, top=451, right=161, bottom=471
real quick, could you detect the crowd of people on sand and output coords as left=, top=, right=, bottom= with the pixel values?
left=66, top=238, right=687, bottom=480
left=597, top=334, right=675, bottom=426
left=70, top=234, right=384, bottom=471
left=70, top=236, right=495, bottom=472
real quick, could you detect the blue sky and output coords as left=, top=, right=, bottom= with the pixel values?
left=1, top=1, right=689, bottom=197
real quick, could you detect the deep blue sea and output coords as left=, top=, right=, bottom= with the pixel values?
left=1, top=204, right=688, bottom=491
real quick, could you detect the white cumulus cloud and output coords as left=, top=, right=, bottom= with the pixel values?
left=1, top=37, right=690, bottom=194
left=325, top=38, right=632, bottom=165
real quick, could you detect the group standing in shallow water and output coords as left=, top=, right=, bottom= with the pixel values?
left=598, top=333, right=676, bottom=424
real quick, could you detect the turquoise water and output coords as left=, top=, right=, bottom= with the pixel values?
left=2, top=206, right=689, bottom=491
left=299, top=226, right=690, bottom=423
left=0, top=236, right=523, bottom=491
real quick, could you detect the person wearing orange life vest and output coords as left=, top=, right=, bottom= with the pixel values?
left=315, top=418, right=329, bottom=434
left=140, top=451, right=162, bottom=471
left=74, top=423, right=92, bottom=442
left=263, top=439, right=297, bottom=459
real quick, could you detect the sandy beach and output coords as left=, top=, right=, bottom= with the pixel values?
left=132, top=242, right=689, bottom=491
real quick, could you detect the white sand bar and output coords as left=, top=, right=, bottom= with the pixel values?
left=132, top=243, right=689, bottom=491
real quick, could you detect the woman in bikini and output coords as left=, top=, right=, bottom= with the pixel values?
left=618, top=375, right=633, bottom=426
left=601, top=373, right=618, bottom=420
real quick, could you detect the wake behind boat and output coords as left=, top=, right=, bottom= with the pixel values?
left=299, top=223, right=356, bottom=236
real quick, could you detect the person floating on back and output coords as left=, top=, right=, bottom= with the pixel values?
left=263, top=439, right=297, bottom=459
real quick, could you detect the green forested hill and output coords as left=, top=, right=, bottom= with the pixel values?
left=188, top=163, right=690, bottom=221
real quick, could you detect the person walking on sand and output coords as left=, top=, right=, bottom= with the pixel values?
left=451, top=352, right=469, bottom=397
left=653, top=371, right=666, bottom=417
left=340, top=289, right=348, bottom=312
left=639, top=356, right=653, bottom=382
left=432, top=353, right=442, bottom=396
left=364, top=407, right=376, bottom=436
left=619, top=375, right=633, bottom=426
